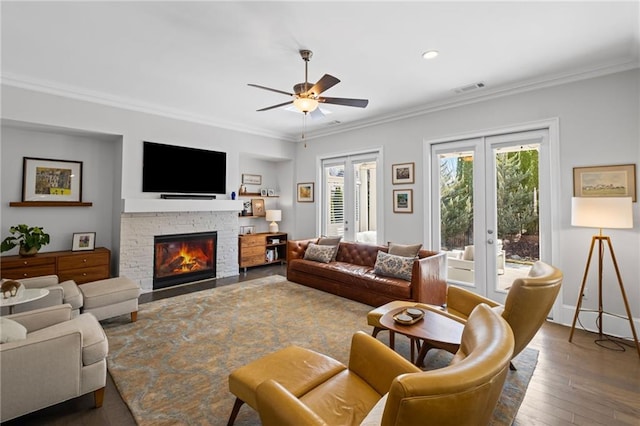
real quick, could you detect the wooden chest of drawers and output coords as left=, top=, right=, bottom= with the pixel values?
left=1, top=247, right=111, bottom=284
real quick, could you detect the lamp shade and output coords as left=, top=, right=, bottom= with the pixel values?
left=571, top=197, right=633, bottom=229
left=265, top=210, right=282, bottom=222
left=266, top=210, right=282, bottom=233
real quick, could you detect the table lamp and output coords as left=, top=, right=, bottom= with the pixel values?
left=568, top=196, right=639, bottom=358
left=266, top=210, right=282, bottom=233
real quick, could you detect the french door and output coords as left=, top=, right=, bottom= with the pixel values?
left=430, top=129, right=550, bottom=303
left=321, top=151, right=381, bottom=243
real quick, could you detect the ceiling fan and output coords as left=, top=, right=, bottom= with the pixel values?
left=248, top=50, right=368, bottom=118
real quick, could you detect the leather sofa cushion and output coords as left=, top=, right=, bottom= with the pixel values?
left=289, top=260, right=412, bottom=300
left=301, top=369, right=382, bottom=425
left=229, top=345, right=346, bottom=411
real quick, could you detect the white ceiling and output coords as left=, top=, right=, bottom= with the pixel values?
left=2, top=1, right=639, bottom=142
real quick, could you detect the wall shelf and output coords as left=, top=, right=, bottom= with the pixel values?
left=9, top=201, right=93, bottom=207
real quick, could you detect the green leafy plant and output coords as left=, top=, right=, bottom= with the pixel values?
left=1, top=224, right=50, bottom=253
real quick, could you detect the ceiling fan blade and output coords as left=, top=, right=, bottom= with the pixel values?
left=307, top=74, right=340, bottom=96
left=319, top=97, right=369, bottom=108
left=248, top=83, right=294, bottom=97
left=256, top=100, right=293, bottom=112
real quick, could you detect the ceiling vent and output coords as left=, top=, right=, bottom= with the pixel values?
left=453, top=82, right=486, bottom=94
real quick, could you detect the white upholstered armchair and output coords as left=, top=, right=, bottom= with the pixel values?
left=0, top=275, right=83, bottom=317
left=0, top=304, right=108, bottom=422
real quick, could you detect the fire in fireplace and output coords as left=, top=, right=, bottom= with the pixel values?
left=153, top=231, right=217, bottom=289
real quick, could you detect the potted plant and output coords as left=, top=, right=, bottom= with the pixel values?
left=1, top=224, right=50, bottom=256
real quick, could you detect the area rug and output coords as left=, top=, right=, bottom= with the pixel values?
left=102, top=275, right=537, bottom=425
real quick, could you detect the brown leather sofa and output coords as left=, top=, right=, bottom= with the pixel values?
left=251, top=304, right=515, bottom=426
left=287, top=239, right=447, bottom=306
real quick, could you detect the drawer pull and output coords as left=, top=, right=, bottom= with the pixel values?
left=23, top=273, right=28, bottom=277
left=83, top=259, right=87, bottom=263
left=23, top=261, right=28, bottom=265
left=83, top=273, right=87, bottom=276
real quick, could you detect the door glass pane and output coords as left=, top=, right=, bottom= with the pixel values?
left=353, top=161, right=377, bottom=243
left=494, top=144, right=540, bottom=291
left=439, top=151, right=475, bottom=285
left=324, top=164, right=345, bottom=238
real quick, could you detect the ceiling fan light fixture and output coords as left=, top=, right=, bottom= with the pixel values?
left=293, top=97, right=319, bottom=113
left=422, top=50, right=439, bottom=59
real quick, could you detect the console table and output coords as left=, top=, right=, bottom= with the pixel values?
left=1, top=247, right=111, bottom=284
left=238, top=232, right=287, bottom=272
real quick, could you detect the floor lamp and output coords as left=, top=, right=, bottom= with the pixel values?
left=568, top=196, right=640, bottom=358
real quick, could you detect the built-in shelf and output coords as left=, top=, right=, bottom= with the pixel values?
left=122, top=198, right=243, bottom=213
left=9, top=201, right=93, bottom=207
left=238, top=193, right=279, bottom=198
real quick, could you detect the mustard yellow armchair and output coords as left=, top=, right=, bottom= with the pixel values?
left=255, top=304, right=514, bottom=426
left=368, top=260, right=562, bottom=366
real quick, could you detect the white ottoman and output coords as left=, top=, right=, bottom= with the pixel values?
left=79, top=277, right=141, bottom=322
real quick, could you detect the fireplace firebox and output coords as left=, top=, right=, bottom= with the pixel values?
left=153, top=231, right=217, bottom=289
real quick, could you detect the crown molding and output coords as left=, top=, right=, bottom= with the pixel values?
left=3, top=57, right=638, bottom=144
left=302, top=59, right=640, bottom=141
left=1, top=73, right=292, bottom=142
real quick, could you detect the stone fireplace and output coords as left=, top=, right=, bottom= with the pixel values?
left=119, top=201, right=241, bottom=292
left=153, top=231, right=217, bottom=289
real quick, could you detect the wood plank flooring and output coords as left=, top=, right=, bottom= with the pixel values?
left=4, top=264, right=639, bottom=425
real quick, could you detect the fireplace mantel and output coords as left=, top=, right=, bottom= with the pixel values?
left=122, top=198, right=243, bottom=213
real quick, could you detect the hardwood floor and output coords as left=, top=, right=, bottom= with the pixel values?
left=4, top=264, right=639, bottom=425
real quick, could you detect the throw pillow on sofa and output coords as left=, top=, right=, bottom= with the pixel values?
left=304, top=243, right=338, bottom=263
left=318, top=236, right=342, bottom=261
left=388, top=242, right=422, bottom=258
left=0, top=317, right=27, bottom=343
left=373, top=251, right=414, bottom=281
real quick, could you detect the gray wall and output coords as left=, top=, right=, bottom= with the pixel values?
left=1, top=125, right=120, bottom=254
left=294, top=69, right=640, bottom=332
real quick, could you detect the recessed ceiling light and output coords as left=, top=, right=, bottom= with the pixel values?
left=422, top=50, right=439, bottom=59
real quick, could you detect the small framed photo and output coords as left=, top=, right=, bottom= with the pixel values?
left=297, top=182, right=314, bottom=202
left=260, top=188, right=268, bottom=196
left=267, top=189, right=275, bottom=197
left=251, top=198, right=266, bottom=216
left=392, top=162, right=415, bottom=185
left=242, top=174, right=262, bottom=185
left=242, top=200, right=252, bottom=215
left=573, top=164, right=636, bottom=202
left=72, top=232, right=96, bottom=251
left=22, top=157, right=83, bottom=202
left=240, top=225, right=255, bottom=235
left=393, top=189, right=413, bottom=213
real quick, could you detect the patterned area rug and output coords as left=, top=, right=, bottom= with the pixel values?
left=102, top=275, right=537, bottom=425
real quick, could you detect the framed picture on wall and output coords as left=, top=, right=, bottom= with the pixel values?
left=573, top=164, right=636, bottom=202
left=72, top=232, right=96, bottom=251
left=393, top=189, right=413, bottom=213
left=242, top=174, right=262, bottom=185
left=22, top=157, right=83, bottom=202
left=251, top=198, right=266, bottom=216
left=297, top=182, right=314, bottom=202
left=392, top=162, right=414, bottom=185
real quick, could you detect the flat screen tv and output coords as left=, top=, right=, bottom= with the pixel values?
left=142, top=141, right=226, bottom=195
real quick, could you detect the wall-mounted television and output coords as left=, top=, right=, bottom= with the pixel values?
left=142, top=141, right=226, bottom=195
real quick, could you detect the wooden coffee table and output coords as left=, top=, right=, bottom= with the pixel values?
left=380, top=306, right=464, bottom=367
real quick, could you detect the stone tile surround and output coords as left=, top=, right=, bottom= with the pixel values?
left=119, top=211, right=239, bottom=292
